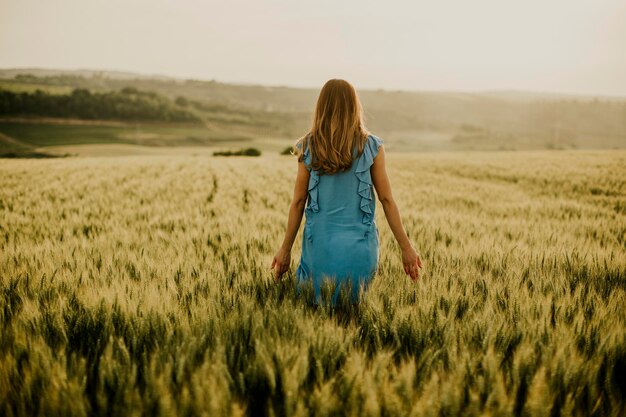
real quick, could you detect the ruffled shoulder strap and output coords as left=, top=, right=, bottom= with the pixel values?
left=355, top=134, right=384, bottom=225
left=297, top=136, right=320, bottom=213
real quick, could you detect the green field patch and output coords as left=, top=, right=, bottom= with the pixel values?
left=0, top=80, right=74, bottom=95
left=0, top=121, right=252, bottom=147
left=0, top=122, right=135, bottom=146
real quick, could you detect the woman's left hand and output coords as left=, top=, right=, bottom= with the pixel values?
left=271, top=247, right=291, bottom=280
left=402, top=245, right=422, bottom=281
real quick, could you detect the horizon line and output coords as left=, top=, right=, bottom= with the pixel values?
left=2, top=65, right=626, bottom=100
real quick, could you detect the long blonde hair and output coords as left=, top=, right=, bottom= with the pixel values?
left=296, top=79, right=369, bottom=174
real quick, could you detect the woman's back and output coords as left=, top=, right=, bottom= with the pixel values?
left=271, top=79, right=421, bottom=308
left=296, top=134, right=384, bottom=304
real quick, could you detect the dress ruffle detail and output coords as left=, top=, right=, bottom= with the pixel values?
left=354, top=135, right=384, bottom=225
left=302, top=143, right=320, bottom=213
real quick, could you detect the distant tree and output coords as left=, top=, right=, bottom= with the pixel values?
left=0, top=87, right=200, bottom=123
left=242, top=147, right=261, bottom=156
left=213, top=148, right=261, bottom=157
left=120, top=87, right=139, bottom=95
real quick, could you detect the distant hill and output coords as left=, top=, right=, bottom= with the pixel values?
left=0, top=68, right=176, bottom=81
left=0, top=87, right=201, bottom=123
left=1, top=68, right=625, bottom=152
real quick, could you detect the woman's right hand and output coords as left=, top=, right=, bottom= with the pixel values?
left=271, top=247, right=291, bottom=280
left=402, top=245, right=422, bottom=281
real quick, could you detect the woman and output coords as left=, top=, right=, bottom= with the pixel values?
left=271, top=79, right=422, bottom=304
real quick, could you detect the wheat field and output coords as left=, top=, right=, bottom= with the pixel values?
left=1, top=151, right=625, bottom=416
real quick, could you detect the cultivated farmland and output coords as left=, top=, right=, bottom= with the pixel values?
left=1, top=151, right=625, bottom=416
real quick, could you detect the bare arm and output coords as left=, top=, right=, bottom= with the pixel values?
left=371, top=145, right=422, bottom=280
left=271, top=161, right=309, bottom=278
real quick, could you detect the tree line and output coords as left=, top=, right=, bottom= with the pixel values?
left=0, top=87, right=200, bottom=123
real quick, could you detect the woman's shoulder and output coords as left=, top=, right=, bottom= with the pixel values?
left=366, top=133, right=384, bottom=149
left=294, top=135, right=313, bottom=169
left=294, top=134, right=313, bottom=153
left=354, top=133, right=384, bottom=174
left=363, top=133, right=384, bottom=157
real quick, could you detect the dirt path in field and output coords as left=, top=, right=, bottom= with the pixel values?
left=0, top=116, right=202, bottom=128
left=0, top=116, right=132, bottom=127
left=0, top=132, right=33, bottom=150
left=41, top=143, right=220, bottom=157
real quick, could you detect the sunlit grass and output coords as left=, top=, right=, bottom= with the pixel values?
left=0, top=122, right=252, bottom=148
left=1, top=151, right=625, bottom=416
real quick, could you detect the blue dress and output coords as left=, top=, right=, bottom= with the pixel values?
left=295, top=134, right=384, bottom=305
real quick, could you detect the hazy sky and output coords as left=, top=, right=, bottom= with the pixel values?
left=1, top=0, right=626, bottom=95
